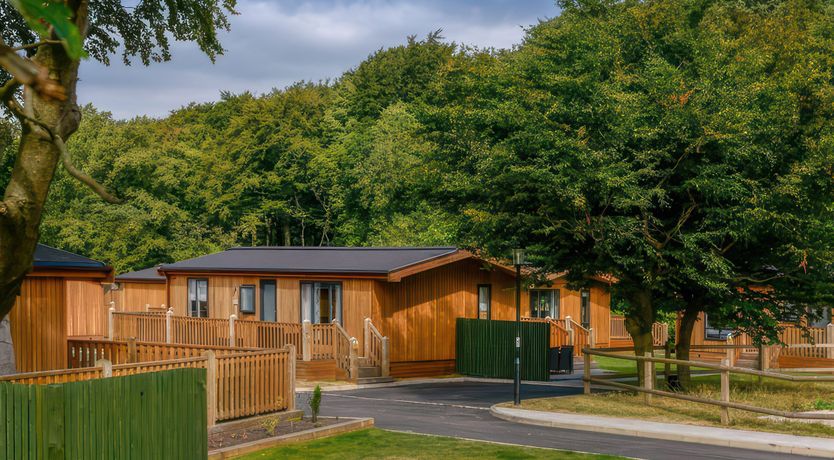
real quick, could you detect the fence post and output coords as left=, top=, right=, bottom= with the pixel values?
left=145, top=303, right=150, bottom=312
left=726, top=336, right=735, bottom=367
left=643, top=352, right=653, bottom=406
left=229, top=314, right=237, bottom=348
left=349, top=337, right=359, bottom=381
left=165, top=308, right=173, bottom=343
left=720, top=358, right=730, bottom=425
left=127, top=337, right=138, bottom=363
left=204, top=350, right=217, bottom=427
left=565, top=316, right=574, bottom=345
left=583, top=351, right=591, bottom=394
left=827, top=324, right=834, bottom=359
left=96, top=358, right=113, bottom=378
left=302, top=320, right=312, bottom=361
left=664, top=341, right=672, bottom=382
left=589, top=327, right=595, bottom=348
left=381, top=336, right=390, bottom=377
left=107, top=306, right=115, bottom=339
left=285, top=344, right=296, bottom=411
left=363, top=317, right=371, bottom=358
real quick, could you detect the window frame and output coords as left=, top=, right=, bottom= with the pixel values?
left=704, top=313, right=733, bottom=341
left=529, top=289, right=559, bottom=319
left=300, top=281, right=343, bottom=324
left=477, top=284, right=492, bottom=320
left=580, top=289, right=591, bottom=329
left=187, top=278, right=209, bottom=318
left=238, top=284, right=256, bottom=314
left=260, top=279, right=277, bottom=322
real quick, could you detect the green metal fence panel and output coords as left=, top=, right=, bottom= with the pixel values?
left=0, top=368, right=207, bottom=460
left=455, top=318, right=549, bottom=381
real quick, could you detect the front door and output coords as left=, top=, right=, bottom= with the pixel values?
left=301, top=282, right=342, bottom=324
left=260, top=280, right=277, bottom=322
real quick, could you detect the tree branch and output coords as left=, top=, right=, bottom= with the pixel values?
left=12, top=40, right=63, bottom=52
left=3, top=96, right=122, bottom=204
left=0, top=37, right=65, bottom=101
left=53, top=134, right=122, bottom=204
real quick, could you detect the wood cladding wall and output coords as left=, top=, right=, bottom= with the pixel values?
left=109, top=282, right=167, bottom=312
left=66, top=280, right=107, bottom=336
left=9, top=277, right=67, bottom=372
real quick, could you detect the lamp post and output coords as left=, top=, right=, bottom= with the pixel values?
left=512, top=248, right=525, bottom=406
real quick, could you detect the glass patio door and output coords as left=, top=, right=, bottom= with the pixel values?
left=300, top=282, right=342, bottom=324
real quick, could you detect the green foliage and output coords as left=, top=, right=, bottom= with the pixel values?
left=9, top=0, right=84, bottom=58
left=309, top=385, right=321, bottom=423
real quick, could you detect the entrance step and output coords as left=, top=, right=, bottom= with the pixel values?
left=356, top=376, right=395, bottom=385
left=358, top=366, right=381, bottom=378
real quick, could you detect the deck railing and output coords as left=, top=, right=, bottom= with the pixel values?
left=3, top=346, right=295, bottom=425
left=610, top=315, right=669, bottom=346
left=333, top=320, right=357, bottom=379
left=68, top=337, right=253, bottom=368
left=364, top=318, right=390, bottom=377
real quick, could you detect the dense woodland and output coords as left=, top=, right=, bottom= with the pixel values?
left=3, top=0, right=834, bottom=359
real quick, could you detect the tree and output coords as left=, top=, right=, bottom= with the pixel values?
left=431, top=0, right=834, bottom=383
left=0, top=0, right=236, bottom=373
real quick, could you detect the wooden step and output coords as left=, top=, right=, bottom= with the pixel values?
left=357, top=376, right=395, bottom=385
left=297, top=359, right=349, bottom=381
left=358, top=366, right=381, bottom=378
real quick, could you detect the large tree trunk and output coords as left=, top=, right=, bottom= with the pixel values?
left=625, top=288, right=655, bottom=386
left=0, top=17, right=85, bottom=374
left=676, top=303, right=700, bottom=389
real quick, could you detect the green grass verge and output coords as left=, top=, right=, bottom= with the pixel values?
left=238, top=428, right=624, bottom=459
left=516, top=373, right=834, bottom=438
left=593, top=354, right=676, bottom=374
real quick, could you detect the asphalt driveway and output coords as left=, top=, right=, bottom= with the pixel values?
left=297, top=380, right=814, bottom=460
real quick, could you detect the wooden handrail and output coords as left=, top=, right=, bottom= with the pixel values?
left=332, top=321, right=354, bottom=379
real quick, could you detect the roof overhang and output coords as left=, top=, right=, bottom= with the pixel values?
left=29, top=265, right=114, bottom=282
left=387, top=250, right=517, bottom=282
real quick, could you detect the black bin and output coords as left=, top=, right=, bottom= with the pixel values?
left=549, top=346, right=574, bottom=374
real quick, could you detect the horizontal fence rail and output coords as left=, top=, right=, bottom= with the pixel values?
left=68, top=337, right=255, bottom=368
left=3, top=346, right=296, bottom=425
left=582, top=347, right=834, bottom=425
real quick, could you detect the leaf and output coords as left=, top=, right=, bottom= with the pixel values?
left=10, top=0, right=85, bottom=59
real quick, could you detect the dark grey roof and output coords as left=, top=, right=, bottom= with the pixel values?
left=159, top=247, right=460, bottom=275
left=33, top=244, right=109, bottom=270
left=116, top=266, right=165, bottom=282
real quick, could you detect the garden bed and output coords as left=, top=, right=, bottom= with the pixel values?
left=209, top=415, right=341, bottom=450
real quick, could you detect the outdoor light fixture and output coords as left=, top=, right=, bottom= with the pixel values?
left=512, top=248, right=525, bottom=406
left=512, top=248, right=526, bottom=266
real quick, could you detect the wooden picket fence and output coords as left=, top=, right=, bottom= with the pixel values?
left=2, top=346, right=295, bottom=425
left=0, top=368, right=207, bottom=459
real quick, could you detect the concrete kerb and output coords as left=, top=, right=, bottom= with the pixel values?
left=208, top=417, right=374, bottom=459
left=491, top=405, right=834, bottom=458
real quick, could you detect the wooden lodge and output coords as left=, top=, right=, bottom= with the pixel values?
left=111, top=246, right=617, bottom=378
left=8, top=244, right=113, bottom=372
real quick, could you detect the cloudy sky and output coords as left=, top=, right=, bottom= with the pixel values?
left=77, top=0, right=559, bottom=119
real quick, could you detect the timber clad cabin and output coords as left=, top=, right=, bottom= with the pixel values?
left=9, top=244, right=113, bottom=372
left=116, top=246, right=614, bottom=377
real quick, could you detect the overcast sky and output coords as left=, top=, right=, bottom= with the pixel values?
left=76, top=0, right=558, bottom=119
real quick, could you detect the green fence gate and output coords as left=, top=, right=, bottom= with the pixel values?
left=0, top=368, right=207, bottom=460
left=455, top=318, right=550, bottom=381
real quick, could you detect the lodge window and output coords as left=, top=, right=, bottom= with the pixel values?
left=188, top=278, right=208, bottom=318
left=580, top=289, right=591, bottom=329
left=530, top=289, right=559, bottom=319
left=239, top=285, right=256, bottom=314
left=808, top=307, right=832, bottom=328
left=478, top=284, right=491, bottom=320
left=704, top=314, right=733, bottom=340
left=300, top=282, right=342, bottom=324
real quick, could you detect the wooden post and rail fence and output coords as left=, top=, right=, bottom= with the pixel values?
left=581, top=346, right=834, bottom=425
left=107, top=309, right=387, bottom=381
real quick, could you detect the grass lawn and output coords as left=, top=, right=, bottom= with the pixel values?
left=238, top=428, right=624, bottom=459
left=592, top=354, right=677, bottom=374
left=516, top=373, right=834, bottom=438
